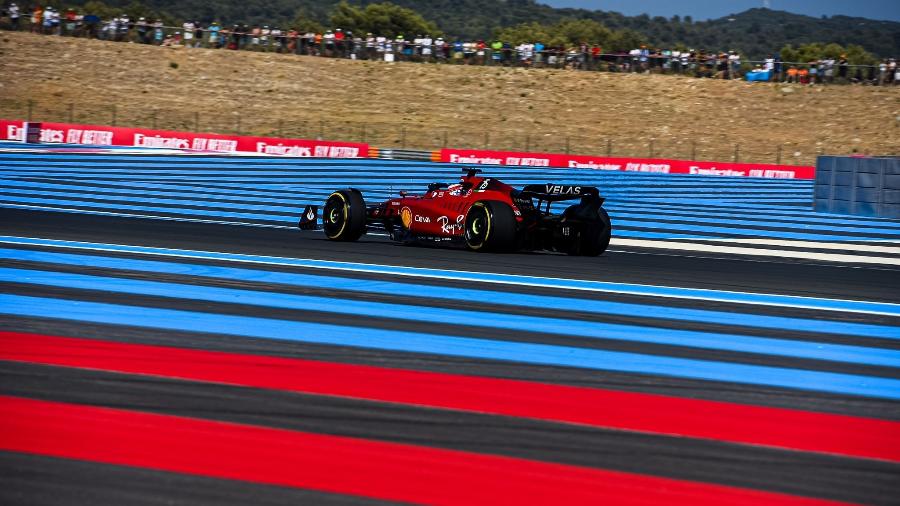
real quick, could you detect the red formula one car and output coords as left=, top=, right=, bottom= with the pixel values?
left=299, top=168, right=612, bottom=256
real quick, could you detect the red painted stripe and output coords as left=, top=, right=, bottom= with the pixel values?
left=0, top=395, right=846, bottom=505
left=1, top=331, right=898, bottom=463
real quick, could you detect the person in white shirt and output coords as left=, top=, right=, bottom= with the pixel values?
left=421, top=35, right=433, bottom=60
left=8, top=2, right=20, bottom=30
left=183, top=21, right=195, bottom=46
left=728, top=51, right=741, bottom=79
left=434, top=37, right=445, bottom=61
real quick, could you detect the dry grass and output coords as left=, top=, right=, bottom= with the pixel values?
left=1, top=31, right=899, bottom=165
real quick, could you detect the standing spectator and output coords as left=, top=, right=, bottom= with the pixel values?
left=808, top=60, right=819, bottom=84
left=451, top=38, right=463, bottom=63
left=533, top=41, right=545, bottom=67
left=271, top=26, right=283, bottom=52
left=287, top=28, right=297, bottom=53
left=63, top=7, right=76, bottom=35
left=194, top=22, right=203, bottom=48
left=260, top=25, right=270, bottom=51
left=30, top=4, right=41, bottom=33
left=798, top=65, right=809, bottom=84
left=41, top=6, right=51, bottom=34
left=422, top=34, right=433, bottom=62
left=786, top=65, right=798, bottom=83
left=8, top=2, right=19, bottom=30
left=489, top=39, right=501, bottom=65
left=118, top=15, right=129, bottom=41
left=322, top=29, right=334, bottom=56
left=364, top=33, right=375, bottom=59
left=838, top=55, right=848, bottom=82
left=334, top=28, right=345, bottom=57
left=208, top=21, right=220, bottom=48
left=152, top=19, right=164, bottom=45
left=182, top=20, right=195, bottom=47
left=728, top=51, right=741, bottom=79
left=136, top=17, right=149, bottom=43
left=434, top=36, right=446, bottom=62
left=878, top=59, right=888, bottom=85
left=822, top=57, right=835, bottom=83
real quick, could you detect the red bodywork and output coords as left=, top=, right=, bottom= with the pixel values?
left=372, top=174, right=521, bottom=238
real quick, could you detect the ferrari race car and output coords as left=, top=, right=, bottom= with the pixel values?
left=299, top=168, right=612, bottom=256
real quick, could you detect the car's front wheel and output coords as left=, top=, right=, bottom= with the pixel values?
left=464, top=200, right=517, bottom=252
left=323, top=189, right=366, bottom=241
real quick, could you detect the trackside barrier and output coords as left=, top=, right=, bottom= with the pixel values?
left=439, top=148, right=816, bottom=180
left=376, top=149, right=433, bottom=161
left=814, top=156, right=900, bottom=219
left=0, top=120, right=369, bottom=158
left=2, top=118, right=817, bottom=180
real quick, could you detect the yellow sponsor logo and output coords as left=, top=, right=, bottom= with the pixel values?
left=400, top=207, right=412, bottom=228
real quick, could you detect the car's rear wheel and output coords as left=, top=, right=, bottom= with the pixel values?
left=577, top=207, right=612, bottom=256
left=323, top=189, right=366, bottom=241
left=464, top=200, right=516, bottom=252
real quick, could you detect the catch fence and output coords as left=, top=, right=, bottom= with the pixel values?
left=0, top=99, right=828, bottom=166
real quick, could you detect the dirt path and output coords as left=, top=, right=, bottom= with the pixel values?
left=1, top=32, right=898, bottom=165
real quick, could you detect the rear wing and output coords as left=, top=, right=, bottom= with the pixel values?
left=520, top=184, right=602, bottom=202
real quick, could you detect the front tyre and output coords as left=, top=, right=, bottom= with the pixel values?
left=323, top=189, right=366, bottom=241
left=464, top=200, right=517, bottom=252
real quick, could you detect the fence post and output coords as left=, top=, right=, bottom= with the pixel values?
left=776, top=145, right=782, bottom=165
left=484, top=132, right=490, bottom=149
left=606, top=138, right=612, bottom=157
left=67, top=103, right=74, bottom=123
left=27, top=100, right=34, bottom=122
left=195, top=112, right=200, bottom=132
left=111, top=104, right=117, bottom=126
left=733, top=144, right=740, bottom=163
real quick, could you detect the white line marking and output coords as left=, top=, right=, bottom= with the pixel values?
left=0, top=203, right=295, bottom=230
left=609, top=238, right=900, bottom=266
left=1, top=235, right=897, bottom=317
left=700, top=238, right=900, bottom=254
left=5, top=204, right=898, bottom=265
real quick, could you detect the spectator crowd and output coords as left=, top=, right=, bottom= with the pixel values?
left=3, top=2, right=899, bottom=85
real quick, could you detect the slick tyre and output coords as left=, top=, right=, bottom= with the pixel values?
left=578, top=207, right=612, bottom=257
left=323, top=189, right=366, bottom=241
left=464, top=200, right=517, bottom=252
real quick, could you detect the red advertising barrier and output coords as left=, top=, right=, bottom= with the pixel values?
left=440, top=148, right=815, bottom=179
left=0, top=120, right=369, bottom=158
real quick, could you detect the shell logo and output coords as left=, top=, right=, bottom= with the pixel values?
left=400, top=207, right=413, bottom=228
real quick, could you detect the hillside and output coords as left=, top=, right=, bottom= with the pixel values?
left=1, top=31, right=898, bottom=166
left=50, top=1, right=900, bottom=58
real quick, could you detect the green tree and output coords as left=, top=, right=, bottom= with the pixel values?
left=330, top=2, right=441, bottom=38
left=291, top=8, right=324, bottom=32
left=779, top=42, right=877, bottom=65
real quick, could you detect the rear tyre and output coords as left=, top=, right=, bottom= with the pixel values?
left=464, top=200, right=517, bottom=252
left=323, top=189, right=366, bottom=241
left=578, top=207, right=612, bottom=257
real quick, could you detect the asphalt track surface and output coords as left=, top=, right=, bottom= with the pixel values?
left=1, top=149, right=900, bottom=505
